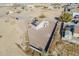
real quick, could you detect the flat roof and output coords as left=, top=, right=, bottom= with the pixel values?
left=28, top=20, right=58, bottom=52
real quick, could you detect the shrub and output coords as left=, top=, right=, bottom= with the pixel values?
left=43, top=6, right=48, bottom=9
left=39, top=14, right=46, bottom=18
left=59, top=12, right=72, bottom=22
left=0, top=35, right=2, bottom=38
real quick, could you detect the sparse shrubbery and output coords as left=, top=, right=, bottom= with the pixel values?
left=39, top=14, right=46, bottom=18
left=43, top=6, right=48, bottom=9
left=16, top=10, right=21, bottom=13
left=0, top=35, right=2, bottom=38
left=34, top=5, right=42, bottom=8
left=21, top=6, right=25, bottom=9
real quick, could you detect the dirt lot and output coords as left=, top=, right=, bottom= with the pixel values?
left=0, top=4, right=63, bottom=56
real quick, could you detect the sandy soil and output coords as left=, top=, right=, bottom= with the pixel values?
left=0, top=5, right=63, bottom=56
left=0, top=20, right=27, bottom=56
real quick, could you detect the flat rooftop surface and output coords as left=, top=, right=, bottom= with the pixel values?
left=28, top=20, right=57, bottom=51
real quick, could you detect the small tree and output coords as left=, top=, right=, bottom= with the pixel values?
left=59, top=12, right=72, bottom=38
left=59, top=12, right=72, bottom=22
left=39, top=14, right=46, bottom=18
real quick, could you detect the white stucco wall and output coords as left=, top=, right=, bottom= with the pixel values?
left=64, top=30, right=72, bottom=40
left=31, top=21, right=49, bottom=30
left=36, top=21, right=48, bottom=30
left=73, top=33, right=79, bottom=37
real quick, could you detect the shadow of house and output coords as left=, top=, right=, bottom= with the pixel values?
left=44, top=21, right=58, bottom=52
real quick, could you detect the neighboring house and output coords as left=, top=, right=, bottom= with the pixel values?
left=64, top=30, right=72, bottom=40
left=70, top=3, right=79, bottom=9
left=73, top=12, right=79, bottom=19
left=62, top=22, right=79, bottom=44
left=71, top=12, right=79, bottom=24
left=62, top=24, right=74, bottom=40
left=64, top=4, right=79, bottom=13
left=51, top=4, right=62, bottom=9
left=31, top=18, right=49, bottom=30
left=73, top=25, right=79, bottom=38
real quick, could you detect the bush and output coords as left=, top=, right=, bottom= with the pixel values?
left=59, top=12, right=72, bottom=22
left=21, top=6, right=25, bottom=9
left=43, top=6, right=48, bottom=9
left=39, top=14, right=46, bottom=18
left=34, top=5, right=42, bottom=8
left=16, top=11, right=21, bottom=13
left=0, top=35, right=2, bottom=38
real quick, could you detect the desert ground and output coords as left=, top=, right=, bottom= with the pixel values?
left=0, top=4, right=63, bottom=56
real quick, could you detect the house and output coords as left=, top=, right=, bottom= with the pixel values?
left=64, top=30, right=72, bottom=40
left=73, top=25, right=79, bottom=38
left=62, top=24, right=74, bottom=40
left=70, top=3, right=79, bottom=9
left=73, top=12, right=79, bottom=19
left=71, top=12, right=79, bottom=24
left=63, top=3, right=79, bottom=13
left=62, top=22, right=79, bottom=44
left=28, top=19, right=58, bottom=53
left=31, top=18, right=49, bottom=30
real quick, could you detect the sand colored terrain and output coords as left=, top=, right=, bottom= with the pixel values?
left=0, top=19, right=27, bottom=56
left=0, top=5, right=63, bottom=56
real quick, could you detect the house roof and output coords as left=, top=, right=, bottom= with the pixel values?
left=73, top=12, right=79, bottom=17
left=63, top=22, right=79, bottom=34
left=72, top=8, right=79, bottom=13
left=74, top=25, right=79, bottom=33
left=28, top=19, right=58, bottom=52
